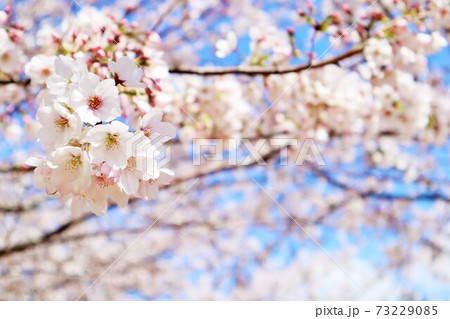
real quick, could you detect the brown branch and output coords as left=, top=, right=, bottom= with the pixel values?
left=0, top=164, right=34, bottom=173
left=0, top=78, right=30, bottom=86
left=169, top=45, right=364, bottom=75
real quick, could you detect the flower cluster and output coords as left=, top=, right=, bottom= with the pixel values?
left=27, top=55, right=176, bottom=215
left=264, top=65, right=373, bottom=142
left=168, top=76, right=252, bottom=141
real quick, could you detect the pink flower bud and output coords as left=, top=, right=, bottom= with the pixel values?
left=51, top=33, right=61, bottom=43
left=97, top=49, right=106, bottom=58
left=355, top=24, right=365, bottom=34
left=341, top=4, right=352, bottom=15
left=370, top=12, right=384, bottom=21
left=286, top=27, right=295, bottom=36
left=10, top=29, right=24, bottom=43
left=125, top=5, right=135, bottom=16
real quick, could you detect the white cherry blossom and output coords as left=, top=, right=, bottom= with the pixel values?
left=137, top=168, right=174, bottom=201
left=26, top=157, right=58, bottom=195
left=68, top=174, right=128, bottom=216
left=85, top=121, right=131, bottom=169
left=0, top=47, right=22, bottom=74
left=364, top=38, right=393, bottom=75
left=139, top=109, right=176, bottom=144
left=71, top=73, right=120, bottom=124
left=24, top=55, right=55, bottom=85
left=46, top=55, right=88, bottom=97
left=46, top=146, right=92, bottom=195
left=118, top=150, right=160, bottom=196
left=215, top=31, right=237, bottom=58
left=36, top=102, right=82, bottom=149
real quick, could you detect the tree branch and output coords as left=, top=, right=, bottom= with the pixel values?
left=169, top=45, right=363, bottom=75
left=0, top=45, right=364, bottom=87
left=0, top=214, right=88, bottom=258
left=150, top=0, right=182, bottom=32
left=0, top=78, right=30, bottom=86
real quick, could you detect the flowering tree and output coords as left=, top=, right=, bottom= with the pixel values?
left=0, top=0, right=449, bottom=300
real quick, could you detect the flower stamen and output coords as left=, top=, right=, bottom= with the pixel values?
left=105, top=133, right=120, bottom=150
left=66, top=155, right=82, bottom=171
left=89, top=95, right=103, bottom=110
left=54, top=116, right=70, bottom=131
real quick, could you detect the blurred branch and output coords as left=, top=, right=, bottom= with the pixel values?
left=150, top=0, right=183, bottom=32
left=0, top=164, right=34, bottom=173
left=0, top=78, right=30, bottom=85
left=2, top=136, right=448, bottom=257
left=0, top=194, right=48, bottom=213
left=0, top=214, right=88, bottom=258
left=309, top=164, right=450, bottom=202
left=0, top=141, right=284, bottom=258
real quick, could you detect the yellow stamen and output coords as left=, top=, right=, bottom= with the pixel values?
left=66, top=155, right=82, bottom=172
left=89, top=95, right=103, bottom=110
left=55, top=116, right=69, bottom=131
left=105, top=133, right=120, bottom=150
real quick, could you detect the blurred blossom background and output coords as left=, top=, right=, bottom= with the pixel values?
left=0, top=0, right=449, bottom=300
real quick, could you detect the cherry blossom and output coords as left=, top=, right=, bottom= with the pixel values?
left=139, top=109, right=176, bottom=143
left=118, top=148, right=161, bottom=196
left=18, top=38, right=175, bottom=216
left=215, top=31, right=238, bottom=58
left=108, top=56, right=146, bottom=88
left=67, top=172, right=129, bottom=216
left=71, top=73, right=120, bottom=124
left=363, top=38, right=393, bottom=76
left=46, top=146, right=92, bottom=195
left=36, top=102, right=82, bottom=149
left=24, top=55, right=55, bottom=85
left=137, top=168, right=174, bottom=201
left=85, top=121, right=131, bottom=169
left=46, top=56, right=88, bottom=98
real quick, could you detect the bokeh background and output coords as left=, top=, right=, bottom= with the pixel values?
left=0, top=0, right=449, bottom=300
